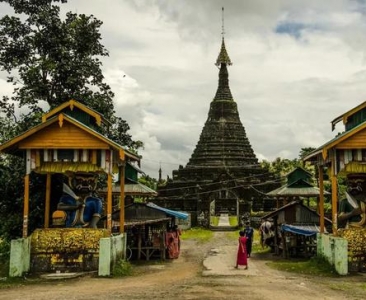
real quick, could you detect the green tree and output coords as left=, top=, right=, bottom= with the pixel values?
left=299, top=147, right=316, bottom=161
left=0, top=0, right=112, bottom=112
left=138, top=174, right=158, bottom=191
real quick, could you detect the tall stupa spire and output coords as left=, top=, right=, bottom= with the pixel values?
left=214, top=8, right=233, bottom=101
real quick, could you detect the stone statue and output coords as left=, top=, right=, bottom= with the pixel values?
left=338, top=174, right=366, bottom=228
left=53, top=173, right=103, bottom=228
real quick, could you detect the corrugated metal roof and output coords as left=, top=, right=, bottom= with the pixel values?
left=146, top=202, right=189, bottom=220
left=262, top=201, right=332, bottom=224
left=101, top=183, right=157, bottom=196
left=125, top=183, right=157, bottom=196
left=266, top=185, right=330, bottom=197
left=281, top=224, right=328, bottom=236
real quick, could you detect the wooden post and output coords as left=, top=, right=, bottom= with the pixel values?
left=119, top=164, right=125, bottom=234
left=44, top=173, right=51, bottom=228
left=107, top=173, right=112, bottom=231
left=23, top=174, right=30, bottom=238
left=274, top=216, right=279, bottom=255
left=330, top=161, right=338, bottom=235
left=318, top=166, right=325, bottom=233
left=138, top=227, right=142, bottom=260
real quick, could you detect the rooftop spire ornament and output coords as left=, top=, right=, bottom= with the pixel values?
left=216, top=7, right=232, bottom=67
left=222, top=6, right=225, bottom=37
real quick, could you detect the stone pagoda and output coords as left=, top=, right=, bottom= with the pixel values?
left=154, top=37, right=279, bottom=228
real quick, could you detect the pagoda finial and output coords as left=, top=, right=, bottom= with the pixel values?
left=221, top=7, right=225, bottom=38
left=215, top=7, right=232, bottom=66
left=158, top=163, right=162, bottom=182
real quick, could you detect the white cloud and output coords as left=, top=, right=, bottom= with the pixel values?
left=2, top=0, right=366, bottom=179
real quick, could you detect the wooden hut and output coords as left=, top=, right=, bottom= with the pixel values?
left=262, top=201, right=332, bottom=258
left=110, top=202, right=188, bottom=260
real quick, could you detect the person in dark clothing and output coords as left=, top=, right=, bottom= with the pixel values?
left=243, top=221, right=254, bottom=257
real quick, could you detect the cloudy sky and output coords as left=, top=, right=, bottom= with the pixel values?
left=2, top=0, right=366, bottom=179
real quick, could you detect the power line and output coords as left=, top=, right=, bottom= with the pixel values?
left=157, top=171, right=285, bottom=194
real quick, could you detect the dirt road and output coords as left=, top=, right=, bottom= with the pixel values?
left=0, top=232, right=365, bottom=300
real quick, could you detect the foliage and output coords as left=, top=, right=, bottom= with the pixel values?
left=267, top=255, right=338, bottom=277
left=210, top=216, right=219, bottom=226
left=0, top=0, right=111, bottom=112
left=260, top=148, right=317, bottom=179
left=0, top=155, right=46, bottom=241
left=180, top=228, right=213, bottom=243
left=0, top=239, right=10, bottom=277
left=261, top=157, right=302, bottom=180
left=229, top=216, right=238, bottom=226
left=113, top=259, right=132, bottom=277
left=138, top=174, right=158, bottom=191
left=299, top=147, right=316, bottom=161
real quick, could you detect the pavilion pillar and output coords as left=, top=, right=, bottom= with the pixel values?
left=23, top=174, right=30, bottom=238
left=318, top=166, right=325, bottom=233
left=107, top=173, right=112, bottom=231
left=330, top=161, right=338, bottom=235
left=119, top=164, right=126, bottom=234
left=44, top=173, right=51, bottom=228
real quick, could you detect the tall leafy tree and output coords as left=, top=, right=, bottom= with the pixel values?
left=0, top=0, right=112, bottom=112
left=299, top=147, right=316, bottom=161
left=0, top=0, right=140, bottom=148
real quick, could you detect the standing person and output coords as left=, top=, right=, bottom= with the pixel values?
left=259, top=219, right=272, bottom=249
left=235, top=231, right=248, bottom=269
left=173, top=224, right=182, bottom=251
left=244, top=221, right=254, bottom=257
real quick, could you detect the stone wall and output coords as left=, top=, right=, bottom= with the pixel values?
left=9, top=237, right=31, bottom=277
left=98, top=233, right=126, bottom=276
left=317, top=233, right=348, bottom=275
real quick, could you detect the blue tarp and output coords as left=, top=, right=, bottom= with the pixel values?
left=146, top=202, right=189, bottom=220
left=281, top=224, right=323, bottom=236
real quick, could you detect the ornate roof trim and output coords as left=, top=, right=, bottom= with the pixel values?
left=215, top=38, right=232, bottom=66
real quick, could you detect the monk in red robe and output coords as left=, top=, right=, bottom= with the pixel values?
left=235, top=230, right=248, bottom=269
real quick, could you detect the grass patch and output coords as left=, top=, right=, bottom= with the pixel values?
left=180, top=228, right=213, bottom=243
left=326, top=282, right=360, bottom=292
left=210, top=217, right=219, bottom=226
left=229, top=216, right=238, bottom=226
left=113, top=259, right=133, bottom=277
left=210, top=216, right=239, bottom=227
left=267, top=255, right=338, bottom=277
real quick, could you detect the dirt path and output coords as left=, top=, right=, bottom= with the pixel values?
left=0, top=232, right=365, bottom=300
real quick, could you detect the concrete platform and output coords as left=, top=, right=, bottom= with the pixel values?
left=40, top=271, right=96, bottom=280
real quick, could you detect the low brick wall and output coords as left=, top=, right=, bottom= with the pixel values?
left=30, top=228, right=110, bottom=273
